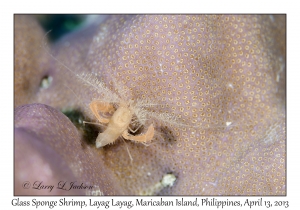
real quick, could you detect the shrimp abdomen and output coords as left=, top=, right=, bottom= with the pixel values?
left=95, top=126, right=121, bottom=148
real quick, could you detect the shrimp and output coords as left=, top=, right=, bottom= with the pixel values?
left=89, top=100, right=154, bottom=148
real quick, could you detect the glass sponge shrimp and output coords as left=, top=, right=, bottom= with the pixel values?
left=77, top=73, right=183, bottom=148
left=89, top=99, right=155, bottom=148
